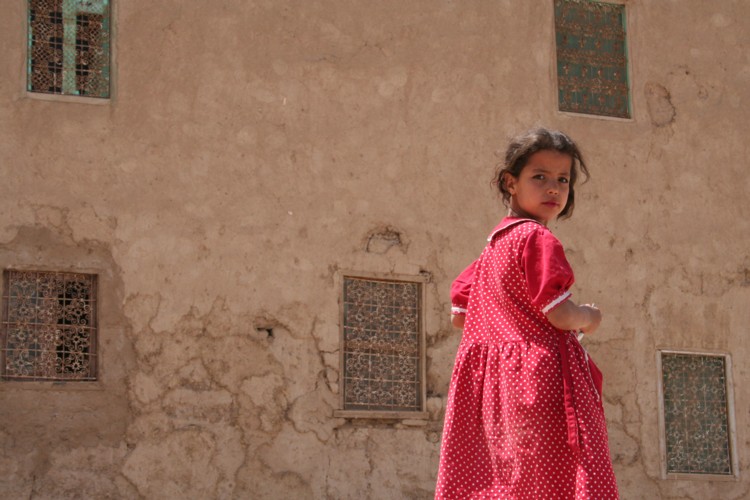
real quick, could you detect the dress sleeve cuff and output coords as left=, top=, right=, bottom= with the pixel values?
left=541, top=290, right=571, bottom=314
left=451, top=305, right=468, bottom=315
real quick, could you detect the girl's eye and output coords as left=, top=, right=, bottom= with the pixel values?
left=559, top=177, right=569, bottom=184
left=533, top=174, right=545, bottom=180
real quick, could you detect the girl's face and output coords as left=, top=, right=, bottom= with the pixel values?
left=503, top=149, right=572, bottom=225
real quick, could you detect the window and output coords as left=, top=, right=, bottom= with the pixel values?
left=554, top=0, right=630, bottom=118
left=335, top=275, right=427, bottom=418
left=1, top=270, right=98, bottom=381
left=27, top=0, right=111, bottom=98
left=657, top=351, right=737, bottom=478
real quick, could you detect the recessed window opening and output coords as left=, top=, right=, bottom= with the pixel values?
left=554, top=0, right=631, bottom=118
left=657, top=351, right=737, bottom=479
left=337, top=275, right=426, bottom=418
left=27, top=0, right=111, bottom=98
left=1, top=270, right=98, bottom=381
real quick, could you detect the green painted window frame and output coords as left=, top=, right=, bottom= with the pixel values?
left=554, top=0, right=630, bottom=118
left=27, top=0, right=111, bottom=99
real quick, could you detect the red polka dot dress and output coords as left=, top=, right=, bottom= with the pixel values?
left=436, top=218, right=619, bottom=499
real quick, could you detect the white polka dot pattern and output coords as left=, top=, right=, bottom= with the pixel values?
left=435, top=219, right=619, bottom=499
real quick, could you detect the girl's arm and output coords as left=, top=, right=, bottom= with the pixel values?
left=546, top=300, right=601, bottom=333
left=450, top=260, right=477, bottom=330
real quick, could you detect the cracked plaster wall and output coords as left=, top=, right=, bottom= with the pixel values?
left=1, top=1, right=750, bottom=499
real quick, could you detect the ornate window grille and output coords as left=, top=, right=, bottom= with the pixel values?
left=27, top=0, right=111, bottom=98
left=657, top=351, right=737, bottom=478
left=554, top=0, right=630, bottom=118
left=1, top=270, right=98, bottom=381
left=336, top=275, right=427, bottom=418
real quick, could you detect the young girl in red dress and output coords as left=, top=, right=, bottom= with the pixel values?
left=435, top=128, right=619, bottom=499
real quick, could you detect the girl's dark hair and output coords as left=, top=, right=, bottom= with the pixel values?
left=492, top=127, right=590, bottom=220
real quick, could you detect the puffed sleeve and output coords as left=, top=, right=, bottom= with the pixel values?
left=450, top=260, right=476, bottom=315
left=521, top=228, right=575, bottom=314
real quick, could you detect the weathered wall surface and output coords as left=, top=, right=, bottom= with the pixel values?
left=1, top=1, right=749, bottom=498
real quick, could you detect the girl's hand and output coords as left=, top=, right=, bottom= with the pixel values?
left=451, top=314, right=465, bottom=329
left=579, top=304, right=602, bottom=334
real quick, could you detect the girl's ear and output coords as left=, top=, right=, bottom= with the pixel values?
left=503, top=172, right=517, bottom=195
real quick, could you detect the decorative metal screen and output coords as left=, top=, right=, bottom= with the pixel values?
left=1, top=270, right=98, bottom=381
left=27, top=0, right=111, bottom=98
left=554, top=0, right=630, bottom=118
left=661, top=353, right=732, bottom=475
left=342, top=277, right=422, bottom=412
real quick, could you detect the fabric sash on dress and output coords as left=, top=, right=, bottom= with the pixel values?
left=559, top=332, right=604, bottom=455
left=558, top=332, right=581, bottom=455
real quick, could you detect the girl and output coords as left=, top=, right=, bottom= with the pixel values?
left=435, top=128, right=618, bottom=499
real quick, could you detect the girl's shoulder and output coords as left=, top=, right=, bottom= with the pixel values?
left=487, top=217, right=546, bottom=243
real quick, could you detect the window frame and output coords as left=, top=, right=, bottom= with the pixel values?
left=656, top=349, right=739, bottom=481
left=24, top=0, right=115, bottom=103
left=1, top=268, right=99, bottom=382
left=334, top=271, right=429, bottom=420
left=552, top=0, right=634, bottom=121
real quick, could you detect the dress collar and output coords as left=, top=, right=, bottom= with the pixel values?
left=487, top=216, right=541, bottom=241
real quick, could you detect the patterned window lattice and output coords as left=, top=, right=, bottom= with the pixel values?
left=27, top=0, right=111, bottom=98
left=1, top=270, right=98, bottom=381
left=661, top=353, right=732, bottom=475
left=554, top=0, right=630, bottom=118
left=342, top=277, right=422, bottom=412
